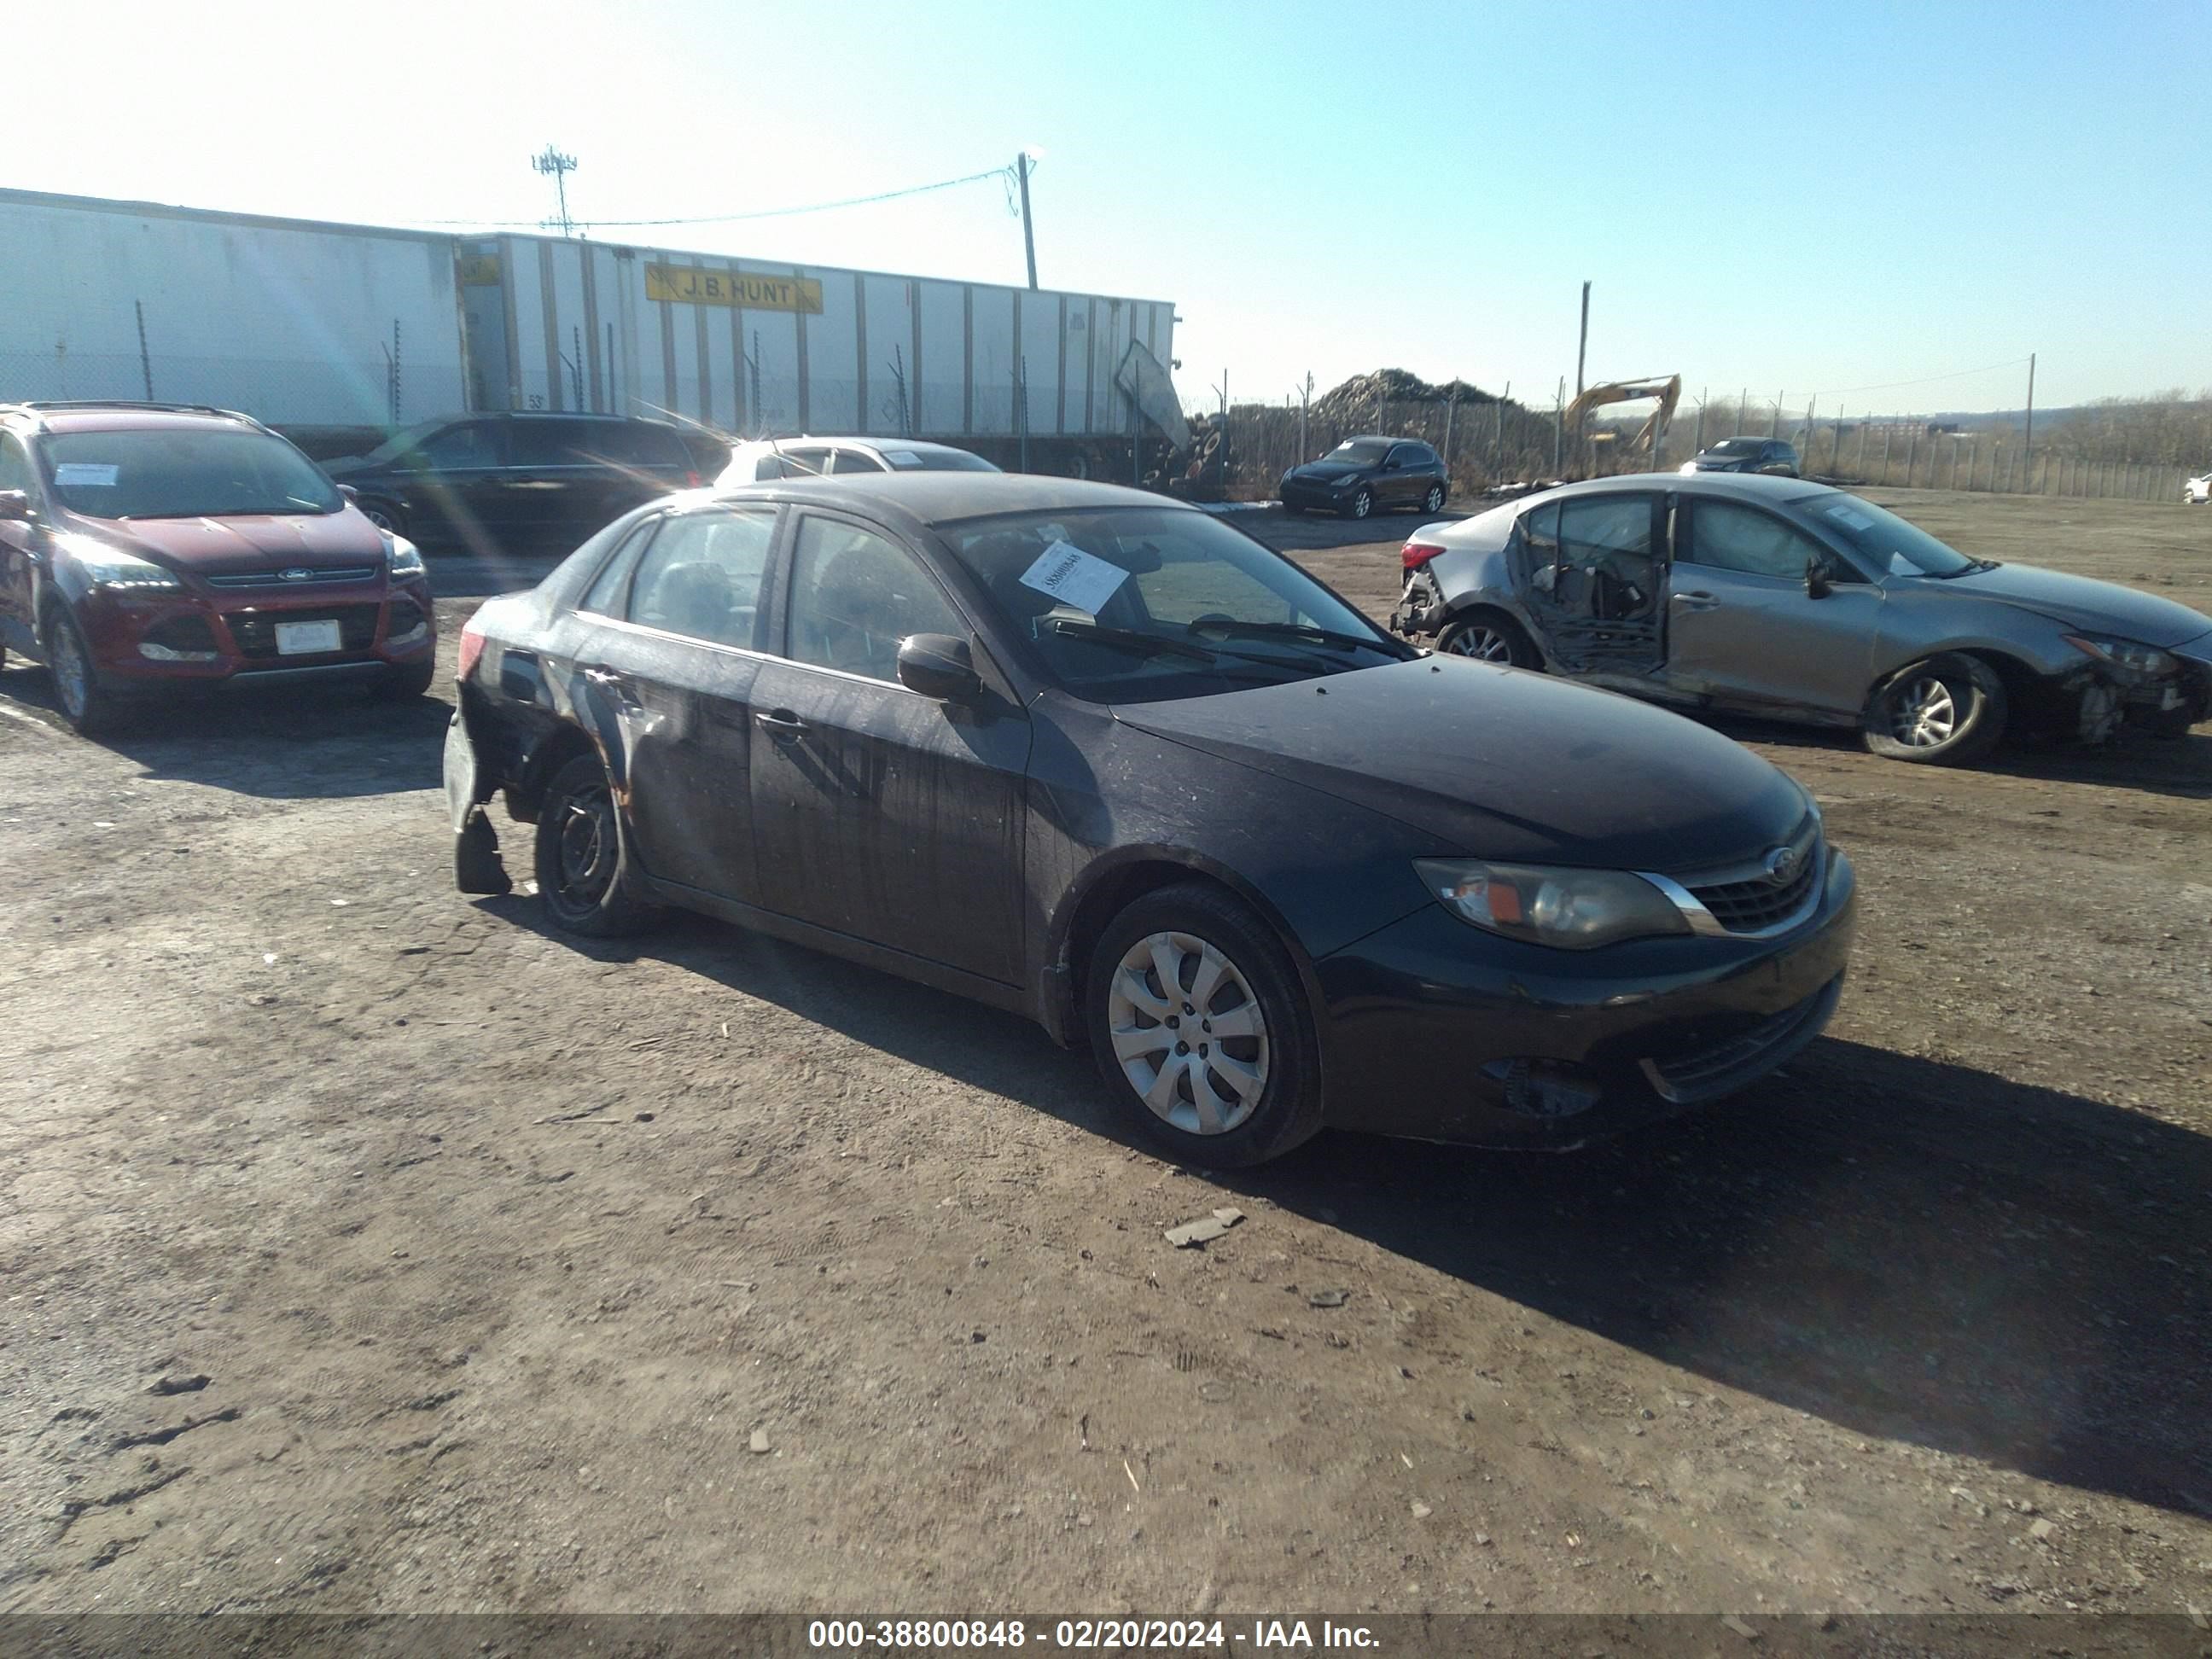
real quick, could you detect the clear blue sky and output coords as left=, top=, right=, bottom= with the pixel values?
left=12, top=0, right=2205, bottom=416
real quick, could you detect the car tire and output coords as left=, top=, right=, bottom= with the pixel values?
left=1436, top=610, right=1541, bottom=669
left=1860, top=653, right=2008, bottom=765
left=1282, top=501, right=1305, bottom=516
left=1422, top=484, right=1447, bottom=514
left=372, top=656, right=437, bottom=701
left=1086, top=881, right=1326, bottom=1169
left=533, top=752, right=665, bottom=937
left=1345, top=488, right=1373, bottom=521
left=40, top=602, right=123, bottom=737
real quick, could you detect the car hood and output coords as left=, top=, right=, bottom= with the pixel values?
left=66, top=510, right=387, bottom=578
left=1112, top=655, right=1808, bottom=872
left=1926, top=562, right=2211, bottom=648
left=1288, top=461, right=1367, bottom=481
left=1691, top=456, right=1749, bottom=470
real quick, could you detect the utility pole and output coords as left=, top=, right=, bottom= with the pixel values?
left=1016, top=150, right=1040, bottom=290
left=1552, top=376, right=1564, bottom=474
left=532, top=146, right=579, bottom=237
left=1575, top=281, right=1590, bottom=399
left=1297, top=372, right=1313, bottom=460
left=2022, top=352, right=2036, bottom=481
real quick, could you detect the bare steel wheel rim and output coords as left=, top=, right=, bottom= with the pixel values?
left=1447, top=625, right=1514, bottom=663
left=1106, top=929, right=1270, bottom=1137
left=1888, top=676, right=1957, bottom=747
left=554, top=781, right=620, bottom=908
left=51, top=620, right=90, bottom=719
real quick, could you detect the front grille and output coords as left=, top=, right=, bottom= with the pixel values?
left=143, top=614, right=218, bottom=654
left=1685, top=818, right=1822, bottom=933
left=205, top=566, right=379, bottom=589
left=1641, top=979, right=1837, bottom=1103
left=224, top=603, right=381, bottom=660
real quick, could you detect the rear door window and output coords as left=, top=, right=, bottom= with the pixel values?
left=417, top=422, right=503, bottom=469
left=829, top=449, right=889, bottom=474
left=615, top=423, right=694, bottom=469
left=579, top=518, right=661, bottom=614
left=626, top=507, right=777, bottom=649
left=507, top=421, right=597, bottom=468
left=1549, top=494, right=1660, bottom=619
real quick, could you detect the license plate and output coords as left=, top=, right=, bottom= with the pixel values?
left=275, top=619, right=342, bottom=655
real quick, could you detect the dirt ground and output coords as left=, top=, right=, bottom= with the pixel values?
left=2, top=487, right=2209, bottom=1621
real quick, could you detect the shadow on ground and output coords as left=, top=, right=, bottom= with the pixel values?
left=0, top=663, right=451, bottom=798
left=493, top=894, right=2212, bottom=1522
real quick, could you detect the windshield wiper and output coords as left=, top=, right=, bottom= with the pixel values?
left=1185, top=618, right=1394, bottom=653
left=1048, top=619, right=1220, bottom=661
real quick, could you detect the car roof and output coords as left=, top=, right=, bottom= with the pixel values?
left=729, top=435, right=975, bottom=456
left=1, top=401, right=262, bottom=435
left=1531, top=471, right=1832, bottom=506
left=702, top=471, right=1182, bottom=527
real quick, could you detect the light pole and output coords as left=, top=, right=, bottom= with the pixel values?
left=1016, top=148, right=1043, bottom=290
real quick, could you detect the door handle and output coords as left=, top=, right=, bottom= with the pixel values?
left=755, top=707, right=807, bottom=741
left=1671, top=591, right=1720, bottom=611
left=582, top=665, right=639, bottom=705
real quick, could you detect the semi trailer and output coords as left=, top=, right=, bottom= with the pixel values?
left=0, top=186, right=1187, bottom=480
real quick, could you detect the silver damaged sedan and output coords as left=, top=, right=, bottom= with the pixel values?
left=1392, top=473, right=2212, bottom=765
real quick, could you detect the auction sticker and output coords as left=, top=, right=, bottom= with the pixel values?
left=1018, top=540, right=1127, bottom=615
left=54, top=463, right=120, bottom=486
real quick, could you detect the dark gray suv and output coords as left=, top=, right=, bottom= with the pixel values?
left=1684, top=437, right=1801, bottom=477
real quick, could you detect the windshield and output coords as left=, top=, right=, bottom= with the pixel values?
left=1708, top=438, right=1764, bottom=456
left=1326, top=439, right=1391, bottom=464
left=40, top=429, right=343, bottom=519
left=942, top=506, right=1408, bottom=702
left=1794, top=492, right=1980, bottom=577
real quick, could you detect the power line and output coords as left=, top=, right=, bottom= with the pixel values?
left=1805, top=356, right=2035, bottom=399
left=414, top=165, right=1015, bottom=231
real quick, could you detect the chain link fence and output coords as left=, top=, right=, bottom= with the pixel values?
left=1201, top=386, right=2206, bottom=506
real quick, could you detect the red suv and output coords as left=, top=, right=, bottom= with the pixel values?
left=0, top=402, right=435, bottom=735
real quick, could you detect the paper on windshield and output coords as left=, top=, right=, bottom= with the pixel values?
left=1018, top=540, right=1128, bottom=615
left=1820, top=503, right=1876, bottom=531
left=53, top=463, right=120, bottom=486
left=882, top=450, right=924, bottom=469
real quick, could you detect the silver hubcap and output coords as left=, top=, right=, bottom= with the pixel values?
left=367, top=508, right=396, bottom=531
left=1426, top=488, right=1443, bottom=510
left=1352, top=493, right=1370, bottom=518
left=1106, top=930, right=1269, bottom=1137
left=51, top=622, right=89, bottom=718
left=1889, top=676, right=1957, bottom=747
left=1447, top=626, right=1513, bottom=663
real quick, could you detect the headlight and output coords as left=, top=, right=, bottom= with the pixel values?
left=383, top=532, right=425, bottom=578
left=60, top=537, right=181, bottom=591
left=1678, top=462, right=1698, bottom=474
left=1414, top=858, right=1691, bottom=950
left=2065, top=633, right=2174, bottom=678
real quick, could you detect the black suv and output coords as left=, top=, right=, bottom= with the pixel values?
left=1278, top=436, right=1450, bottom=520
left=1682, top=437, right=1801, bottom=477
left=323, top=413, right=714, bottom=552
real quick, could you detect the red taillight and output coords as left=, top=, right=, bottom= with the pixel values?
left=684, top=470, right=703, bottom=488
left=1401, top=541, right=1445, bottom=570
left=457, top=615, right=487, bottom=683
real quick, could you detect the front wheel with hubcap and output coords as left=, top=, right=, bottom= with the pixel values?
left=1086, top=882, right=1324, bottom=1167
left=42, top=604, right=123, bottom=736
left=358, top=498, right=407, bottom=536
left=1344, top=488, right=1373, bottom=521
left=1436, top=612, right=1540, bottom=668
left=1860, top=653, right=2008, bottom=765
left=533, top=752, right=664, bottom=936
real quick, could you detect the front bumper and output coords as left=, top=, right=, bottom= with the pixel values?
left=1279, top=478, right=1363, bottom=509
left=77, top=578, right=435, bottom=694
left=1313, top=848, right=1857, bottom=1148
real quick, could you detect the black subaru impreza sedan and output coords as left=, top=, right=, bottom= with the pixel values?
left=443, top=474, right=1855, bottom=1166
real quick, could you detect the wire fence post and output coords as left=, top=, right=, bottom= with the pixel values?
left=134, top=300, right=153, bottom=401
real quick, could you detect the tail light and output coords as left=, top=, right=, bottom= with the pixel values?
left=1401, top=541, right=1446, bottom=570
left=684, top=470, right=703, bottom=488
left=457, top=614, right=488, bottom=683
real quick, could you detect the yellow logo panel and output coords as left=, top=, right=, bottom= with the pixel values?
left=645, top=264, right=823, bottom=313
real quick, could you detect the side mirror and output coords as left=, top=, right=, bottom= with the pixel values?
left=337, top=484, right=360, bottom=504
left=0, top=490, right=30, bottom=522
left=896, top=633, right=981, bottom=701
left=1805, top=557, right=1833, bottom=600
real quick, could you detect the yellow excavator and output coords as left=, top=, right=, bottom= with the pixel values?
left=1563, top=375, right=1682, bottom=455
